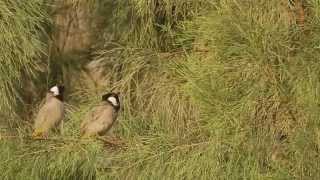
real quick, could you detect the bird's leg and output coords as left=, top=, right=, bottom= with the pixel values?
left=43, top=132, right=49, bottom=139
left=32, top=130, right=48, bottom=140
left=59, top=120, right=64, bottom=135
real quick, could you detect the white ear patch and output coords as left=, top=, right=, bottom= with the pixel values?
left=107, top=96, right=118, bottom=106
left=50, top=86, right=59, bottom=95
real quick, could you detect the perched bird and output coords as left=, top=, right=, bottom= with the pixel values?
left=80, top=92, right=120, bottom=137
left=32, top=85, right=65, bottom=139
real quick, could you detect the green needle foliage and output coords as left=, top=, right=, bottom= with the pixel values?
left=101, top=0, right=209, bottom=50
left=180, top=0, right=320, bottom=178
left=0, top=138, right=101, bottom=180
left=0, top=0, right=47, bottom=119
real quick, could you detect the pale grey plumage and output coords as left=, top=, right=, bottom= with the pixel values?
left=32, top=89, right=64, bottom=138
left=80, top=93, right=120, bottom=137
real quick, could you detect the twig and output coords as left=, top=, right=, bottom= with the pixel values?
left=122, top=140, right=211, bottom=170
left=0, top=134, right=128, bottom=151
left=0, top=135, right=81, bottom=142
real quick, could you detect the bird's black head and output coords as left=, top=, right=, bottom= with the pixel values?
left=102, top=92, right=120, bottom=111
left=49, top=85, right=65, bottom=101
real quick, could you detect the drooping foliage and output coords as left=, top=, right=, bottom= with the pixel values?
left=1, top=0, right=320, bottom=179
left=180, top=0, right=320, bottom=178
left=0, top=0, right=47, bottom=119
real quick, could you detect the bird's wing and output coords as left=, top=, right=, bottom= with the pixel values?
left=93, top=106, right=115, bottom=135
left=80, top=104, right=111, bottom=135
left=34, top=100, right=64, bottom=131
left=80, top=105, right=103, bottom=133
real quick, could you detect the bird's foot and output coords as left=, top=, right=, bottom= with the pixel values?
left=32, top=131, right=48, bottom=140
